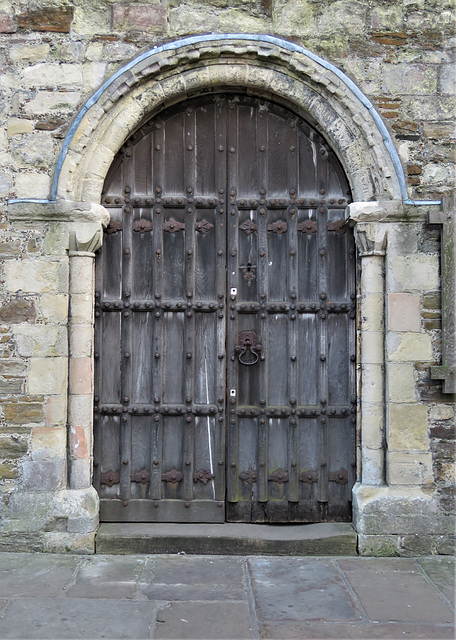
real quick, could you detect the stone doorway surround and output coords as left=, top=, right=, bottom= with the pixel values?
left=4, top=35, right=449, bottom=554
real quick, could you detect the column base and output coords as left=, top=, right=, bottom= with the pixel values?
left=352, top=482, right=454, bottom=556
left=0, top=487, right=99, bottom=553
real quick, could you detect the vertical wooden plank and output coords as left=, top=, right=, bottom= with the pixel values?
left=195, top=102, right=216, bottom=196
left=164, top=112, right=185, bottom=194
left=214, top=96, right=227, bottom=503
left=120, top=197, right=133, bottom=503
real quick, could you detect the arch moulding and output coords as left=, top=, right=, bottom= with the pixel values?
left=55, top=35, right=404, bottom=205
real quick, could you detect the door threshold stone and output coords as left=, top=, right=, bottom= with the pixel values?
left=96, top=522, right=358, bottom=555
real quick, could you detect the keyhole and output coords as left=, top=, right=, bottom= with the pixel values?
left=247, top=262, right=252, bottom=271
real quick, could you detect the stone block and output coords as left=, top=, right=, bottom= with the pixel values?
left=0, top=377, right=24, bottom=394
left=23, top=91, right=82, bottom=116
left=423, top=122, right=455, bottom=141
left=0, top=298, right=37, bottom=324
left=38, top=294, right=69, bottom=324
left=7, top=118, right=34, bottom=137
left=31, top=426, right=66, bottom=460
left=69, top=458, right=92, bottom=490
left=387, top=332, right=433, bottom=362
left=388, top=293, right=420, bottom=331
left=440, top=64, right=456, bottom=95
left=70, top=256, right=94, bottom=295
left=360, top=331, right=383, bottom=364
left=388, top=403, right=429, bottom=450
left=70, top=293, right=93, bottom=324
left=389, top=255, right=439, bottom=292
left=360, top=403, right=384, bottom=449
left=16, top=6, right=74, bottom=32
left=430, top=404, right=455, bottom=421
left=46, top=395, right=67, bottom=427
left=68, top=394, right=92, bottom=429
left=388, top=451, right=433, bottom=485
left=361, top=364, right=383, bottom=403
left=69, top=325, right=92, bottom=358
left=83, top=62, right=108, bottom=92
left=383, top=64, right=437, bottom=95
left=22, top=459, right=66, bottom=490
left=10, top=43, right=50, bottom=62
left=21, top=63, right=83, bottom=90
left=2, top=398, right=44, bottom=425
left=0, top=13, right=16, bottom=33
left=361, top=448, right=384, bottom=486
left=69, top=425, right=89, bottom=459
left=69, top=357, right=92, bottom=395
left=12, top=325, right=67, bottom=357
left=0, top=463, right=18, bottom=479
left=111, top=4, right=167, bottom=31
left=387, top=364, right=417, bottom=403
left=11, top=132, right=55, bottom=169
left=28, top=357, right=67, bottom=395
left=6, top=260, right=64, bottom=295
left=0, top=434, right=28, bottom=459
left=359, top=293, right=383, bottom=332
left=0, top=359, right=27, bottom=376
left=13, top=172, right=50, bottom=199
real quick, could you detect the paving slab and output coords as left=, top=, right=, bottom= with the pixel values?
left=0, top=553, right=80, bottom=597
left=416, top=556, right=455, bottom=606
left=0, top=597, right=156, bottom=639
left=248, top=557, right=364, bottom=622
left=259, top=621, right=456, bottom=639
left=154, top=601, right=254, bottom=639
left=139, top=555, right=246, bottom=601
left=337, top=558, right=454, bottom=624
left=96, top=522, right=357, bottom=555
left=64, top=555, right=146, bottom=599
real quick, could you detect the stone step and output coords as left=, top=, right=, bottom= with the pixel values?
left=96, top=522, right=358, bottom=555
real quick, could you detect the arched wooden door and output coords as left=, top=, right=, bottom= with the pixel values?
left=94, top=94, right=356, bottom=523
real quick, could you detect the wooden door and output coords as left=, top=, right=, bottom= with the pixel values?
left=94, top=95, right=355, bottom=523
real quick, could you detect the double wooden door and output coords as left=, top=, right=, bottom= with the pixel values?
left=94, top=94, right=356, bottom=523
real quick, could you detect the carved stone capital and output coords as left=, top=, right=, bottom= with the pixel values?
left=8, top=199, right=110, bottom=224
left=69, top=222, right=104, bottom=255
left=351, top=221, right=387, bottom=257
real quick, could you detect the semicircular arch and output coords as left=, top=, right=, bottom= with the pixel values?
left=55, top=35, right=404, bottom=204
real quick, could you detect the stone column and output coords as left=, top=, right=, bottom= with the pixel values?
left=349, top=216, right=388, bottom=486
left=68, top=225, right=103, bottom=490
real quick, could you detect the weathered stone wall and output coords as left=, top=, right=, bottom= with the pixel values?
left=0, top=0, right=454, bottom=553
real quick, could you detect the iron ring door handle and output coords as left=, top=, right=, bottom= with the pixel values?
left=235, top=331, right=262, bottom=366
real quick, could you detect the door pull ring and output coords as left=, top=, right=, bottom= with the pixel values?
left=235, top=331, right=262, bottom=366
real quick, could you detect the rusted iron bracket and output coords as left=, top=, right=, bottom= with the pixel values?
left=240, top=220, right=257, bottom=235
left=299, top=470, right=318, bottom=484
left=105, top=220, right=122, bottom=235
left=133, top=220, right=153, bottom=233
left=192, top=469, right=215, bottom=485
left=239, top=468, right=257, bottom=484
left=161, top=469, right=183, bottom=484
left=327, top=219, right=346, bottom=234
left=328, top=468, right=348, bottom=484
left=298, top=220, right=317, bottom=235
left=131, top=469, right=151, bottom=484
left=267, top=220, right=288, bottom=234
left=429, top=203, right=455, bottom=393
left=163, top=218, right=185, bottom=233
left=268, top=469, right=289, bottom=483
left=100, top=470, right=120, bottom=486
left=195, top=219, right=214, bottom=235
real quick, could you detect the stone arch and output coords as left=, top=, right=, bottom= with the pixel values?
left=54, top=34, right=405, bottom=205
